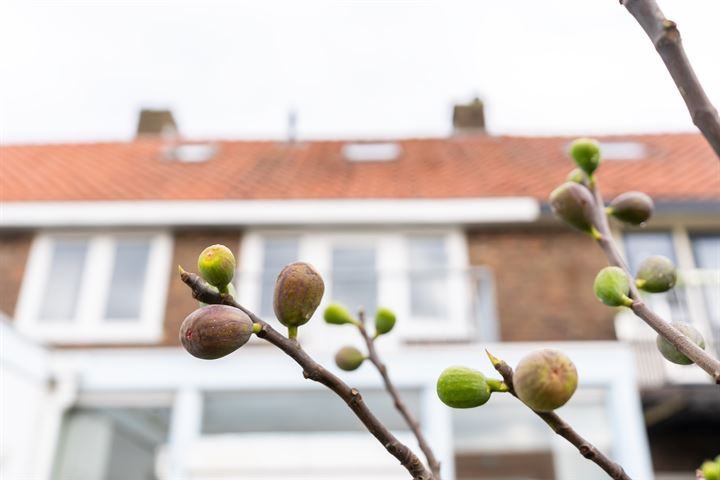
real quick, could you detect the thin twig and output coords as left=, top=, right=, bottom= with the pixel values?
left=620, top=0, right=720, bottom=157
left=487, top=351, right=632, bottom=480
left=180, top=269, right=433, bottom=480
left=356, top=311, right=441, bottom=480
left=590, top=183, right=720, bottom=383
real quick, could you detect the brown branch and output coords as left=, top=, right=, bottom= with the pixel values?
left=356, top=311, right=441, bottom=479
left=620, top=0, right=720, bottom=157
left=590, top=184, right=720, bottom=383
left=180, top=269, right=433, bottom=480
left=487, top=351, right=632, bottom=480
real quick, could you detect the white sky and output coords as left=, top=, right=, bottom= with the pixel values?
left=1, top=0, right=718, bottom=144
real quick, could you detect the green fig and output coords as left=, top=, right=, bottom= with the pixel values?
left=549, top=182, right=598, bottom=236
left=198, top=244, right=236, bottom=291
left=594, top=266, right=633, bottom=307
left=273, top=261, right=325, bottom=338
left=635, top=255, right=676, bottom=293
left=566, top=168, right=589, bottom=185
left=513, top=349, right=578, bottom=412
left=375, top=307, right=396, bottom=335
left=702, top=459, right=720, bottom=480
left=180, top=304, right=254, bottom=360
left=656, top=321, right=706, bottom=365
left=569, top=138, right=601, bottom=175
left=324, top=303, right=358, bottom=326
left=436, top=366, right=505, bottom=409
left=607, top=191, right=654, bottom=225
left=335, top=346, right=365, bottom=371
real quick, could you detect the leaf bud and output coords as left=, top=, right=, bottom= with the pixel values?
left=323, top=303, right=358, bottom=326
left=656, top=321, right=706, bottom=365
left=635, top=255, right=677, bottom=293
left=334, top=346, right=365, bottom=371
left=180, top=305, right=254, bottom=360
left=608, top=191, right=654, bottom=225
left=513, top=349, right=578, bottom=412
left=273, top=262, right=325, bottom=337
left=549, top=182, right=598, bottom=236
left=569, top=138, right=601, bottom=175
left=594, top=266, right=633, bottom=307
left=375, top=307, right=396, bottom=335
left=436, top=366, right=506, bottom=409
left=198, top=244, right=236, bottom=290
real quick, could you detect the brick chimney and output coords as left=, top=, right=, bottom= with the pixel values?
left=452, top=97, right=486, bottom=134
left=136, top=109, right=178, bottom=138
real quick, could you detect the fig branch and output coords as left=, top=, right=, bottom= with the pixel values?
left=589, top=182, right=720, bottom=383
left=486, top=350, right=631, bottom=480
left=356, top=310, right=442, bottom=479
left=180, top=269, right=434, bottom=480
left=620, top=0, right=720, bottom=157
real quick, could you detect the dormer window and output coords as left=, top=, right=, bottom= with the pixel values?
left=15, top=231, right=172, bottom=343
left=342, top=143, right=401, bottom=162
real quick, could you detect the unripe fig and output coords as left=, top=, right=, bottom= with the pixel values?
left=701, top=457, right=720, bottom=480
left=594, top=266, right=633, bottom=307
left=335, top=346, right=365, bottom=371
left=607, top=191, right=654, bottom=225
left=569, top=138, right=601, bottom=175
left=635, top=255, right=676, bottom=293
left=273, top=262, right=325, bottom=337
left=375, top=307, right=396, bottom=335
left=549, top=182, right=597, bottom=235
left=436, top=366, right=504, bottom=409
left=513, top=349, right=578, bottom=412
left=198, top=244, right=236, bottom=290
left=324, top=303, right=357, bottom=326
left=566, top=168, right=588, bottom=185
left=180, top=305, right=254, bottom=360
left=656, top=321, right=705, bottom=365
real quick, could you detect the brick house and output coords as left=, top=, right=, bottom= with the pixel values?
left=1, top=108, right=718, bottom=480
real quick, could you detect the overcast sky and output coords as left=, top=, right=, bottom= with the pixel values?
left=1, top=0, right=718, bottom=144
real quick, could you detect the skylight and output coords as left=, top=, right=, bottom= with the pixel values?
left=342, top=142, right=402, bottom=162
left=598, top=141, right=647, bottom=160
left=166, top=143, right=218, bottom=163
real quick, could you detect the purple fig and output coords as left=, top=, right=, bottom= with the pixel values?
left=549, top=182, right=598, bottom=236
left=180, top=305, right=254, bottom=360
left=513, top=349, right=578, bottom=412
left=273, top=262, right=325, bottom=337
left=608, top=191, right=654, bottom=225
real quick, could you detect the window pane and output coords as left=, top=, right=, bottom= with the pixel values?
left=260, top=238, right=299, bottom=317
left=691, top=235, right=720, bottom=332
left=332, top=246, right=376, bottom=316
left=624, top=232, right=689, bottom=324
left=39, top=240, right=88, bottom=322
left=409, top=236, right=448, bottom=318
left=104, top=240, right=151, bottom=320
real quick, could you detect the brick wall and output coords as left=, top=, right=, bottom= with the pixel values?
left=468, top=227, right=616, bottom=341
left=0, top=231, right=33, bottom=318
left=161, top=230, right=242, bottom=347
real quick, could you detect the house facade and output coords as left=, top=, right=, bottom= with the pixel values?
left=1, top=111, right=718, bottom=480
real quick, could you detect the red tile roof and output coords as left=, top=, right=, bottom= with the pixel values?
left=1, top=134, right=717, bottom=203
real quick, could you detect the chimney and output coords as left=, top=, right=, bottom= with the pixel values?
left=136, top=109, right=178, bottom=138
left=452, top=97, right=486, bottom=134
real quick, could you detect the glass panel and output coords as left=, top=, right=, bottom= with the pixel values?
left=202, top=389, right=419, bottom=434
left=408, top=236, right=448, bottom=318
left=260, top=237, right=299, bottom=317
left=691, top=235, right=720, bottom=340
left=39, top=240, right=88, bottom=322
left=624, top=232, right=690, bottom=324
left=53, top=406, right=170, bottom=480
left=105, top=240, right=151, bottom=320
left=331, top=246, right=377, bottom=316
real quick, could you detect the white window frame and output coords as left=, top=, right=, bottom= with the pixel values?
left=15, top=230, right=173, bottom=344
left=238, top=228, right=477, bottom=341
